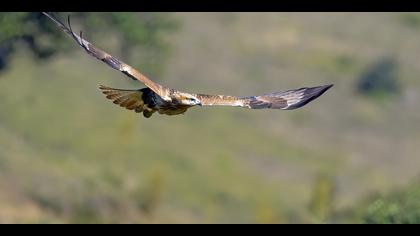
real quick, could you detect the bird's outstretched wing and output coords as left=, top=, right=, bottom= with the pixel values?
left=42, top=12, right=171, bottom=101
left=197, top=84, right=333, bottom=110
left=99, top=85, right=157, bottom=118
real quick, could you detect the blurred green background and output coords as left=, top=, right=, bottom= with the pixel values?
left=1, top=12, right=420, bottom=223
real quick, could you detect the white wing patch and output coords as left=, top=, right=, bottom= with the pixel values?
left=284, top=91, right=305, bottom=108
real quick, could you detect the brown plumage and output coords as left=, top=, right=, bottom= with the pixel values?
left=43, top=12, right=333, bottom=118
left=99, top=85, right=192, bottom=117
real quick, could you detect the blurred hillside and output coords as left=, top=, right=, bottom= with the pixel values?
left=1, top=12, right=420, bottom=223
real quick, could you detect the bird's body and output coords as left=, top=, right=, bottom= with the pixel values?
left=100, top=85, right=194, bottom=117
left=43, top=12, right=333, bottom=118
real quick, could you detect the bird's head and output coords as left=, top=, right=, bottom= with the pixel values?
left=179, top=93, right=202, bottom=106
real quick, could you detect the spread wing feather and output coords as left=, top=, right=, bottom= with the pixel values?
left=197, top=84, right=333, bottom=110
left=99, top=85, right=156, bottom=118
left=42, top=12, right=171, bottom=101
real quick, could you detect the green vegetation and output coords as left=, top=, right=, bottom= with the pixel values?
left=1, top=12, right=420, bottom=223
left=333, top=180, right=420, bottom=224
left=309, top=174, right=336, bottom=222
left=0, top=12, right=178, bottom=75
left=356, top=58, right=400, bottom=100
left=399, top=13, right=420, bottom=29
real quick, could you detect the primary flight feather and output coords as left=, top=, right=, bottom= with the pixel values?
left=43, top=12, right=333, bottom=118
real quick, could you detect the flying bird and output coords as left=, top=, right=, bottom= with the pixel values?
left=43, top=12, right=333, bottom=118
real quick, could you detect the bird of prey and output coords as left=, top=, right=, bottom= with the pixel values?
left=43, top=12, right=333, bottom=118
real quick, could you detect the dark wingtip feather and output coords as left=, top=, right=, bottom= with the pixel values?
left=285, top=84, right=333, bottom=110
